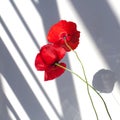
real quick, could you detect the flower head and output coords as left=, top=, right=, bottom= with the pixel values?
left=47, top=20, right=80, bottom=51
left=35, top=44, right=66, bottom=81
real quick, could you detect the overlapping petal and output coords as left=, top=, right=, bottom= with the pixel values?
left=35, top=44, right=66, bottom=80
left=45, top=63, right=66, bottom=81
left=35, top=53, right=47, bottom=71
left=35, top=20, right=80, bottom=81
left=47, top=20, right=80, bottom=51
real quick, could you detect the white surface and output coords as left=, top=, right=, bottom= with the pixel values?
left=0, top=0, right=120, bottom=120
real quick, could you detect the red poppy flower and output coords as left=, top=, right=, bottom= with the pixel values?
left=47, top=20, right=80, bottom=51
left=35, top=44, right=66, bottom=81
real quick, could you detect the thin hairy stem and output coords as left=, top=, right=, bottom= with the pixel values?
left=64, top=40, right=99, bottom=119
left=55, top=63, right=112, bottom=120
left=58, top=40, right=112, bottom=120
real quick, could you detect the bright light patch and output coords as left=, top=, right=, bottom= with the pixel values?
left=1, top=75, right=30, bottom=120
left=0, top=18, right=63, bottom=120
left=106, top=0, right=120, bottom=23
left=7, top=107, right=17, bottom=120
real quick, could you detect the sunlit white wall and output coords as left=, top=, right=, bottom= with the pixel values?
left=0, top=0, right=120, bottom=120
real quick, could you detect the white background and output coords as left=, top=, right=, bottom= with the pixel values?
left=0, top=0, right=120, bottom=120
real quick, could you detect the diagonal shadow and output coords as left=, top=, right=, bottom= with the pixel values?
left=0, top=29, right=49, bottom=120
left=8, top=1, right=63, bottom=118
left=0, top=75, right=12, bottom=120
left=31, top=0, right=60, bottom=34
left=56, top=56, right=81, bottom=120
left=4, top=94, right=21, bottom=120
left=32, top=0, right=81, bottom=119
left=10, top=0, right=40, bottom=50
left=70, top=0, right=120, bottom=91
left=2, top=16, right=63, bottom=118
left=0, top=78, right=20, bottom=120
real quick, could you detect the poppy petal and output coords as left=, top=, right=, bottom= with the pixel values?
left=47, top=20, right=80, bottom=52
left=63, top=41, right=79, bottom=51
left=44, top=63, right=66, bottom=81
left=53, top=45, right=66, bottom=60
left=41, top=44, right=57, bottom=65
left=35, top=53, right=47, bottom=70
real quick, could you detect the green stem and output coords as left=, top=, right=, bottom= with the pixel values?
left=55, top=63, right=98, bottom=119
left=55, top=63, right=112, bottom=120
left=64, top=40, right=99, bottom=119
left=59, top=40, right=112, bottom=120
left=76, top=53, right=112, bottom=120
left=74, top=53, right=99, bottom=119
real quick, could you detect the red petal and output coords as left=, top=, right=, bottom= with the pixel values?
left=44, top=63, right=66, bottom=81
left=47, top=20, right=67, bottom=43
left=35, top=53, right=47, bottom=70
left=54, top=40, right=79, bottom=52
left=64, top=21, right=77, bottom=34
left=47, top=20, right=80, bottom=51
left=67, top=41, right=79, bottom=51
left=53, top=45, right=66, bottom=60
left=40, top=44, right=66, bottom=65
left=47, top=28, right=65, bottom=43
left=40, top=44, right=57, bottom=65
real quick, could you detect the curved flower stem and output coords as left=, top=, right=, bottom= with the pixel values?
left=55, top=63, right=112, bottom=120
left=64, top=40, right=98, bottom=119
left=60, top=40, right=112, bottom=120
left=73, top=51, right=112, bottom=120
left=72, top=53, right=99, bottom=119
left=55, top=63, right=98, bottom=120
left=78, top=58, right=99, bottom=120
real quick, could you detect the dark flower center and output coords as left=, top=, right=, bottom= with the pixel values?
left=59, top=32, right=68, bottom=40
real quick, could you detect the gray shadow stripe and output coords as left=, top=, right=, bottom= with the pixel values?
left=10, top=0, right=40, bottom=50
